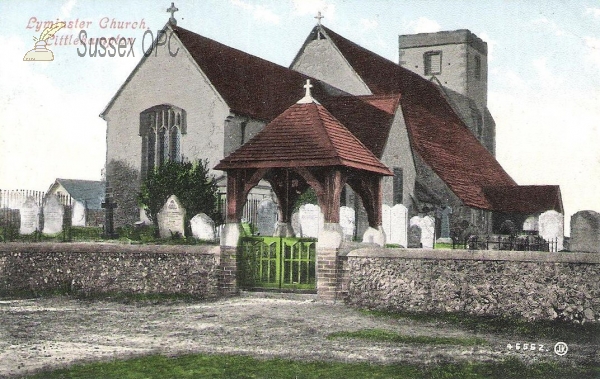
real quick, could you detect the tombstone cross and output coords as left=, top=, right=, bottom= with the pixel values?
left=167, top=2, right=179, bottom=25
left=101, top=188, right=118, bottom=239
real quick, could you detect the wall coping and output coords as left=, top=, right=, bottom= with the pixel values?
left=0, top=242, right=220, bottom=255
left=347, top=247, right=600, bottom=264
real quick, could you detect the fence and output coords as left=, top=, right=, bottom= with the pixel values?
left=452, top=235, right=558, bottom=252
left=0, top=189, right=74, bottom=242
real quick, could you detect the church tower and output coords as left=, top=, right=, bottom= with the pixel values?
left=399, top=30, right=495, bottom=155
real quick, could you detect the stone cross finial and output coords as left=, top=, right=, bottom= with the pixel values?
left=167, top=2, right=179, bottom=25
left=315, top=11, right=324, bottom=25
left=298, top=79, right=319, bottom=104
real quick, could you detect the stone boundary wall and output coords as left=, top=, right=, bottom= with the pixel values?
left=0, top=243, right=220, bottom=299
left=345, top=248, right=600, bottom=323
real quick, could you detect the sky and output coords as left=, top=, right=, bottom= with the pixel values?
left=1, top=0, right=599, bottom=233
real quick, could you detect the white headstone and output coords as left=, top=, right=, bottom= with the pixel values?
left=157, top=195, right=186, bottom=238
left=539, top=210, right=564, bottom=251
left=339, top=206, right=355, bottom=241
left=190, top=213, right=215, bottom=241
left=298, top=204, right=324, bottom=238
left=389, top=204, right=408, bottom=247
left=523, top=216, right=539, bottom=233
left=381, top=204, right=392, bottom=243
left=257, top=198, right=277, bottom=236
left=20, top=196, right=40, bottom=234
left=410, top=215, right=435, bottom=249
left=291, top=211, right=301, bottom=237
left=71, top=200, right=86, bottom=227
left=43, top=195, right=64, bottom=234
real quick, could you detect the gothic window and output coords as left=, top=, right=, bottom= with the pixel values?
left=393, top=167, right=403, bottom=204
left=139, top=104, right=186, bottom=178
left=424, top=51, right=442, bottom=76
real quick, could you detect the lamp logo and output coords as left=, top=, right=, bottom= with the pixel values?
left=23, top=21, right=65, bottom=61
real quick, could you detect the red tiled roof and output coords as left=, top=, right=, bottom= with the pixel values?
left=173, top=26, right=336, bottom=121
left=215, top=101, right=392, bottom=176
left=484, top=186, right=563, bottom=214
left=321, top=26, right=519, bottom=210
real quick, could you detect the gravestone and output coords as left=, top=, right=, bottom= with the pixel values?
left=256, top=198, right=277, bottom=236
left=43, top=195, right=64, bottom=234
left=190, top=213, right=215, bottom=241
left=101, top=188, right=118, bottom=239
left=570, top=210, right=600, bottom=253
left=157, top=195, right=186, bottom=238
left=20, top=196, right=40, bottom=234
left=407, top=224, right=422, bottom=248
left=539, top=210, right=564, bottom=251
left=291, top=211, right=301, bottom=237
left=339, top=206, right=355, bottom=241
left=71, top=200, right=86, bottom=227
left=522, top=216, right=539, bottom=233
left=410, top=215, right=435, bottom=249
left=389, top=204, right=408, bottom=247
left=439, top=206, right=452, bottom=240
left=298, top=204, right=323, bottom=238
left=381, top=204, right=392, bottom=242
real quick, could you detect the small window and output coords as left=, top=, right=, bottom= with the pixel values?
left=393, top=167, right=403, bottom=204
left=474, top=55, right=481, bottom=80
left=424, top=51, right=442, bottom=76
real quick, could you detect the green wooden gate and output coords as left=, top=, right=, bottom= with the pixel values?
left=238, top=236, right=316, bottom=290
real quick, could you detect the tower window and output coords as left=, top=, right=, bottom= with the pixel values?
left=139, top=105, right=186, bottom=177
left=424, top=51, right=442, bottom=76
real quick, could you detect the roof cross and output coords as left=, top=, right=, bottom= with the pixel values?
left=167, top=2, right=179, bottom=25
left=314, top=11, right=324, bottom=25
left=298, top=79, right=318, bottom=104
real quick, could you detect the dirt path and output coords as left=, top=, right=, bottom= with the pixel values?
left=0, top=292, right=595, bottom=377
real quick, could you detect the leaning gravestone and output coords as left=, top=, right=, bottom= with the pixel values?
left=407, top=224, right=422, bottom=248
left=298, top=204, right=324, bottom=238
left=389, top=204, right=408, bottom=247
left=570, top=210, right=600, bottom=253
left=20, top=196, right=40, bottom=234
left=539, top=210, right=564, bottom=251
left=190, top=213, right=215, bottom=241
left=339, top=206, right=355, bottom=241
left=257, top=198, right=277, bottom=236
left=43, top=195, right=64, bottom=234
left=157, top=195, right=186, bottom=239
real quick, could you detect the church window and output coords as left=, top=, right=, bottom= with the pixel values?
left=139, top=105, right=186, bottom=177
left=474, top=55, right=481, bottom=80
left=393, top=167, right=403, bottom=204
left=240, top=121, right=247, bottom=146
left=424, top=51, right=442, bottom=76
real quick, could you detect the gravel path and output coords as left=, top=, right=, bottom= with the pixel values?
left=0, top=292, right=595, bottom=377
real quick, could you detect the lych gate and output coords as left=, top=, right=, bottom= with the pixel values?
left=215, top=80, right=392, bottom=297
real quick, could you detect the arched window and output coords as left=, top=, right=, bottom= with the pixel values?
left=139, top=105, right=186, bottom=177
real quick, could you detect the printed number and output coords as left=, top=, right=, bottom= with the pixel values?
left=523, top=343, right=529, bottom=350
left=539, top=344, right=545, bottom=352
left=507, top=343, right=513, bottom=350
left=515, top=343, right=521, bottom=350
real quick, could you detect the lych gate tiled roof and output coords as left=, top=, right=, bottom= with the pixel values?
left=215, top=101, right=392, bottom=176
left=320, top=26, right=521, bottom=210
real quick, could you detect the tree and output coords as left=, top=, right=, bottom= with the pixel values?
left=138, top=159, right=221, bottom=235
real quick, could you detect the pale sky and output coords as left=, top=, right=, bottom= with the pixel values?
left=1, top=0, right=599, bottom=234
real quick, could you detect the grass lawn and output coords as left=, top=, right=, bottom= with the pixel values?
left=26, top=353, right=600, bottom=379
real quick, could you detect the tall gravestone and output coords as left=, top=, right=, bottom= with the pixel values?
left=570, top=210, right=600, bottom=253
left=157, top=195, right=186, bottom=238
left=20, top=196, right=40, bottom=234
left=256, top=198, right=277, bottom=236
left=539, top=210, right=564, bottom=251
left=339, top=206, right=355, bottom=241
left=43, top=195, right=63, bottom=234
left=389, top=204, right=408, bottom=247
left=298, top=204, right=324, bottom=239
left=438, top=206, right=452, bottom=241
left=190, top=213, right=215, bottom=241
left=71, top=200, right=86, bottom=227
left=381, top=204, right=392, bottom=243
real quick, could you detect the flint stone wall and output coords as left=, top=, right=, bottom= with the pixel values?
left=0, top=243, right=219, bottom=298
left=346, top=248, right=600, bottom=323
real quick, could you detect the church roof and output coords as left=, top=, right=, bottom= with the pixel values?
left=172, top=26, right=342, bottom=121
left=484, top=185, right=563, bottom=214
left=318, top=26, right=518, bottom=210
left=215, top=100, right=392, bottom=176
left=51, top=179, right=105, bottom=210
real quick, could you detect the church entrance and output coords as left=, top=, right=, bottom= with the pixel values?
left=238, top=236, right=316, bottom=291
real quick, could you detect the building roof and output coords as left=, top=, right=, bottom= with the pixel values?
left=319, top=25, right=519, bottom=210
left=52, top=179, right=105, bottom=210
left=484, top=185, right=563, bottom=214
left=215, top=100, right=392, bottom=176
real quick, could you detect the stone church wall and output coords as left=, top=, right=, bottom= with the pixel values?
left=345, top=247, right=600, bottom=323
left=0, top=243, right=219, bottom=299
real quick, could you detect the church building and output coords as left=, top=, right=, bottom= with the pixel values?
left=100, top=8, right=562, bottom=242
